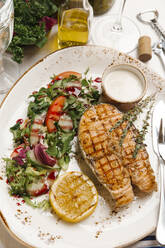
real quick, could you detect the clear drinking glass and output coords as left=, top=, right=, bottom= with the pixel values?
left=89, top=0, right=115, bottom=16
left=91, top=0, right=140, bottom=53
left=0, top=0, right=18, bottom=94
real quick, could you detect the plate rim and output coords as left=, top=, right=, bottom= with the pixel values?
left=0, top=45, right=161, bottom=248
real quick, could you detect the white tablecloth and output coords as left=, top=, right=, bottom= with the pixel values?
left=1, top=0, right=165, bottom=247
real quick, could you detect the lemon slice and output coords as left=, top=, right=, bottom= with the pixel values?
left=49, top=171, right=98, bottom=223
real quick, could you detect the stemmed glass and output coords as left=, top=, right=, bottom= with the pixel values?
left=91, top=0, right=140, bottom=53
left=0, top=0, right=18, bottom=94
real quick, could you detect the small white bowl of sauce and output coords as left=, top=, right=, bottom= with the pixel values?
left=102, top=64, right=147, bottom=111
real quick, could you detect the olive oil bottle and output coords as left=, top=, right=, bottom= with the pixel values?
left=58, top=0, right=93, bottom=49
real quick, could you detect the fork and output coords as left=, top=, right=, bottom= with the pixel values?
left=156, top=118, right=165, bottom=245
left=152, top=40, right=165, bottom=71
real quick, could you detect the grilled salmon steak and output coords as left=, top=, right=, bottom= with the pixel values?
left=78, top=103, right=157, bottom=207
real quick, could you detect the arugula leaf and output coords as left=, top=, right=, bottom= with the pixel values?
left=46, top=144, right=58, bottom=157
left=23, top=196, right=51, bottom=210
left=81, top=78, right=89, bottom=87
left=10, top=122, right=23, bottom=144
left=63, top=95, right=76, bottom=110
left=60, top=132, right=75, bottom=154
left=28, top=89, right=51, bottom=118
left=84, top=67, right=90, bottom=75
left=58, top=155, right=70, bottom=171
left=46, top=131, right=75, bottom=159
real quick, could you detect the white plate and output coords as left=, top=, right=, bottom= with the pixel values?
left=0, top=45, right=164, bottom=248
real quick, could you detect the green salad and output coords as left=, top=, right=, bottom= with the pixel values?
left=4, top=71, right=100, bottom=208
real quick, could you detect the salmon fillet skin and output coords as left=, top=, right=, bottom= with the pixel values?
left=78, top=103, right=157, bottom=207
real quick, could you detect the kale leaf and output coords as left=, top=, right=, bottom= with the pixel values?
left=8, top=0, right=59, bottom=63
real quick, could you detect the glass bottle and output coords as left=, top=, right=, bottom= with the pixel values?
left=89, top=0, right=115, bottom=16
left=58, top=0, right=93, bottom=49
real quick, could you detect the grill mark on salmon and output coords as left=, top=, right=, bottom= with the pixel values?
left=78, top=103, right=157, bottom=207
left=79, top=105, right=134, bottom=207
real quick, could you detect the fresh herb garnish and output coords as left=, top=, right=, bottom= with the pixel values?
left=133, top=97, right=155, bottom=158
left=110, top=95, right=155, bottom=157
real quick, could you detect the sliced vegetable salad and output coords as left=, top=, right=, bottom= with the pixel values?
left=4, top=71, right=100, bottom=207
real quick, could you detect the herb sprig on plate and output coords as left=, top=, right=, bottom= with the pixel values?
left=109, top=95, right=155, bottom=157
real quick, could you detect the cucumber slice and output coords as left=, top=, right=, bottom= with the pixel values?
left=29, top=113, right=46, bottom=146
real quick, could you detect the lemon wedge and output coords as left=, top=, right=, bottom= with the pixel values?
left=49, top=171, right=98, bottom=223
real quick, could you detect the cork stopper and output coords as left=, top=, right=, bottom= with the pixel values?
left=138, top=36, right=152, bottom=62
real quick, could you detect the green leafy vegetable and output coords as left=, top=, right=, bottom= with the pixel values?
left=46, top=131, right=75, bottom=159
left=58, top=155, right=70, bottom=171
left=28, top=88, right=51, bottom=119
left=4, top=72, right=100, bottom=208
left=25, top=166, right=47, bottom=177
left=4, top=158, right=27, bottom=195
left=8, top=0, right=59, bottom=63
left=81, top=78, right=89, bottom=87
left=10, top=122, right=23, bottom=143
left=23, top=196, right=51, bottom=210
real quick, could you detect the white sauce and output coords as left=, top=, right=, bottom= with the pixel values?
left=104, top=69, right=143, bottom=102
